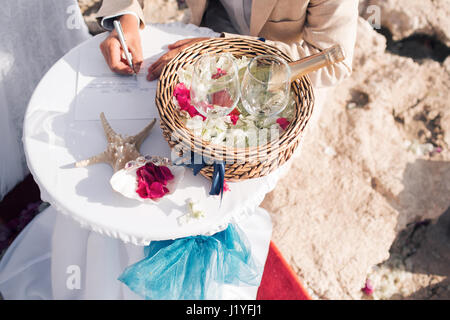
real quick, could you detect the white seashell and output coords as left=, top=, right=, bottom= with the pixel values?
left=110, top=165, right=185, bottom=203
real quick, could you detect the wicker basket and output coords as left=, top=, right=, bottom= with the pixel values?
left=155, top=37, right=314, bottom=182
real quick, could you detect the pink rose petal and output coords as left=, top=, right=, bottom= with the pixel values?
left=174, top=82, right=206, bottom=120
left=362, top=279, right=374, bottom=296
left=212, top=68, right=227, bottom=80
left=223, top=180, right=230, bottom=192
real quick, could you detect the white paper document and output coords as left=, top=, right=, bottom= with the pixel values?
left=74, top=43, right=164, bottom=121
left=73, top=24, right=216, bottom=121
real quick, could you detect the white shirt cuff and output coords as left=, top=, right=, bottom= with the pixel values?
left=100, top=11, right=140, bottom=31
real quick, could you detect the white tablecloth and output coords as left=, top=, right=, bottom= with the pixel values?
left=0, top=204, right=273, bottom=300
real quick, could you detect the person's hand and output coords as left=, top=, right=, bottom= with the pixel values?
left=99, top=14, right=143, bottom=75
left=147, top=37, right=210, bottom=81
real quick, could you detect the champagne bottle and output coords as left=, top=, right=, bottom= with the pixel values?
left=267, top=44, right=345, bottom=90
left=288, top=44, right=345, bottom=81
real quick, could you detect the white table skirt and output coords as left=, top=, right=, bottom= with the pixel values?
left=0, top=204, right=273, bottom=300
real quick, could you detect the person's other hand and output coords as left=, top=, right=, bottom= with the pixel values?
left=147, top=37, right=210, bottom=81
left=100, top=14, right=143, bottom=75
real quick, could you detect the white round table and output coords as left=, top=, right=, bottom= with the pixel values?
left=22, top=22, right=285, bottom=244
left=0, top=22, right=287, bottom=300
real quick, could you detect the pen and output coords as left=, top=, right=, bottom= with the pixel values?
left=113, top=20, right=135, bottom=75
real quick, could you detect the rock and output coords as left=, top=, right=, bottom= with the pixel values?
left=142, top=0, right=188, bottom=24
left=262, top=18, right=450, bottom=299
left=360, top=0, right=450, bottom=47
left=366, top=208, right=450, bottom=300
left=78, top=0, right=188, bottom=35
left=77, top=0, right=100, bottom=13
left=344, top=21, right=450, bottom=229
left=78, top=0, right=103, bottom=35
left=444, top=56, right=450, bottom=74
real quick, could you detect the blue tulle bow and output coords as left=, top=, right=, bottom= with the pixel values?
left=118, top=224, right=262, bottom=300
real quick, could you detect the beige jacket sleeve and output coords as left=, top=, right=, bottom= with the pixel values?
left=95, top=0, right=145, bottom=29
left=225, top=0, right=359, bottom=89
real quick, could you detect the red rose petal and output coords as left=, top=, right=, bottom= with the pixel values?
left=152, top=165, right=166, bottom=184
left=141, top=167, right=156, bottom=185
left=136, top=183, right=148, bottom=198
left=228, top=108, right=240, bottom=125
left=148, top=181, right=168, bottom=199
left=276, top=117, right=290, bottom=130
left=229, top=108, right=240, bottom=116
left=159, top=166, right=174, bottom=181
left=229, top=114, right=239, bottom=125
left=135, top=163, right=175, bottom=199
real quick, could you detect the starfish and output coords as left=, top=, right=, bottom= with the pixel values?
left=75, top=112, right=157, bottom=172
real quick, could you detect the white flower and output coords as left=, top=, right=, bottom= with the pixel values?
left=211, top=131, right=227, bottom=144
left=236, top=55, right=250, bottom=71
left=172, top=96, right=180, bottom=109
left=177, top=198, right=205, bottom=225
left=186, top=115, right=204, bottom=128
left=406, top=140, right=434, bottom=156
left=207, top=115, right=228, bottom=131
left=261, top=116, right=278, bottom=128
left=186, top=115, right=204, bottom=136
left=177, top=63, right=195, bottom=85
left=179, top=110, right=190, bottom=118
left=193, top=115, right=229, bottom=143
left=191, top=82, right=209, bottom=102
left=225, top=128, right=247, bottom=148
left=215, top=53, right=237, bottom=71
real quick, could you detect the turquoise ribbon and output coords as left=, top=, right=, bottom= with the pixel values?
left=118, top=224, right=262, bottom=300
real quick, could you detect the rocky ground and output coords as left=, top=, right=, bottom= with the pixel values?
left=78, top=0, right=450, bottom=299
left=78, top=0, right=189, bottom=35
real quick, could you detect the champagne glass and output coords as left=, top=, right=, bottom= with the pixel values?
left=190, top=54, right=241, bottom=117
left=241, top=55, right=291, bottom=119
